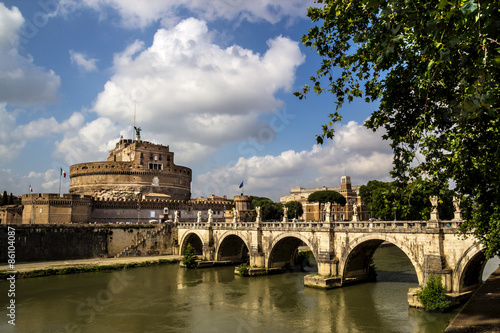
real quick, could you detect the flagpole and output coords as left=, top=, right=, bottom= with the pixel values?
left=59, top=168, right=62, bottom=197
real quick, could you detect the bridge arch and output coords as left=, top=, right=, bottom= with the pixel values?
left=215, top=232, right=250, bottom=262
left=453, top=243, right=487, bottom=293
left=340, top=234, right=423, bottom=285
left=266, top=233, right=318, bottom=269
left=179, top=231, right=204, bottom=255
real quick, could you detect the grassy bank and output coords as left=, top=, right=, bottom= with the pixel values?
left=0, top=258, right=180, bottom=279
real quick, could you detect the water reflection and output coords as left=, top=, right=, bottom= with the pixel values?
left=1, top=249, right=498, bottom=333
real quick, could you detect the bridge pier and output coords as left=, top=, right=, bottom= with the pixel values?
left=202, top=244, right=214, bottom=261
left=316, top=251, right=339, bottom=276
left=249, top=245, right=265, bottom=267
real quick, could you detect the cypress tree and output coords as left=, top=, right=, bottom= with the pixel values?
left=1, top=191, right=7, bottom=206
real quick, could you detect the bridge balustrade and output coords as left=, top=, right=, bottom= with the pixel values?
left=177, top=219, right=463, bottom=231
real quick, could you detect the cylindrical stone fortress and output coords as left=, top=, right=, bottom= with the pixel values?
left=69, top=138, right=192, bottom=200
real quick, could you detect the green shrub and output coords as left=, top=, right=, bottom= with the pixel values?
left=182, top=244, right=198, bottom=268
left=237, top=263, right=250, bottom=276
left=416, top=274, right=451, bottom=311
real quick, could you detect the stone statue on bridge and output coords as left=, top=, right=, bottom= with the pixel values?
left=429, top=196, right=439, bottom=221
left=174, top=210, right=179, bottom=223
left=453, top=196, right=462, bottom=221
left=208, top=209, right=213, bottom=223
left=283, top=206, right=288, bottom=222
left=233, top=209, right=238, bottom=222
left=352, top=203, right=359, bottom=222
left=324, top=202, right=332, bottom=222
left=256, top=206, right=261, bottom=223
left=197, top=211, right=202, bottom=223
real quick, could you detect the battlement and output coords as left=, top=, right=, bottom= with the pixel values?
left=70, top=161, right=191, bottom=177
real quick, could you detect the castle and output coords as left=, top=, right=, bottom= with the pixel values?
left=70, top=131, right=192, bottom=201
left=16, top=132, right=239, bottom=224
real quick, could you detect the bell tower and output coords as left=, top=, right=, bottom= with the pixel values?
left=340, top=176, right=352, bottom=190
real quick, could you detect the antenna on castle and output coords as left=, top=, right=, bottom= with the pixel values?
left=133, top=103, right=136, bottom=141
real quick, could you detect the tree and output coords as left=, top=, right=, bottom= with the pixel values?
left=360, top=179, right=455, bottom=221
left=1, top=191, right=7, bottom=206
left=182, top=244, right=198, bottom=268
left=416, top=274, right=451, bottom=311
left=285, top=201, right=304, bottom=220
left=251, top=196, right=284, bottom=221
left=359, top=180, right=396, bottom=220
left=8, top=193, right=14, bottom=205
left=297, top=0, right=500, bottom=257
left=308, top=190, right=346, bottom=220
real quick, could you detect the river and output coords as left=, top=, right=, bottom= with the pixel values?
left=1, top=246, right=499, bottom=333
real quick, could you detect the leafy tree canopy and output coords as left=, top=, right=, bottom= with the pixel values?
left=182, top=244, right=198, bottom=268
left=360, top=179, right=454, bottom=220
left=308, top=190, right=347, bottom=206
left=285, top=201, right=304, bottom=220
left=251, top=196, right=284, bottom=221
left=297, top=0, right=500, bottom=257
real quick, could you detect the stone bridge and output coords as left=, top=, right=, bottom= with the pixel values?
left=177, top=219, right=487, bottom=301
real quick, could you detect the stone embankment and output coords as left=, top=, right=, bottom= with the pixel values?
left=0, top=255, right=182, bottom=279
left=445, top=266, right=500, bottom=332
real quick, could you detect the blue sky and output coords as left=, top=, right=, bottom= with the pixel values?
left=0, top=0, right=393, bottom=201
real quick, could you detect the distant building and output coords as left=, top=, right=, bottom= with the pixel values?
left=280, top=176, right=366, bottom=221
left=69, top=136, right=192, bottom=201
left=0, top=205, right=23, bottom=225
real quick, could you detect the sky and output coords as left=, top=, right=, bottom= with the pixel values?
left=0, top=0, right=394, bottom=201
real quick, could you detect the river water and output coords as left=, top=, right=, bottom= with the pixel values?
left=1, top=246, right=499, bottom=333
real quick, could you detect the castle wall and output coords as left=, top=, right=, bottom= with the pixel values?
left=69, top=139, right=192, bottom=201
left=90, top=199, right=230, bottom=223
left=0, top=224, right=177, bottom=262
left=19, top=193, right=232, bottom=225
left=0, top=225, right=109, bottom=262
left=69, top=162, right=192, bottom=200
left=0, top=205, right=23, bottom=225
left=21, top=193, right=92, bottom=224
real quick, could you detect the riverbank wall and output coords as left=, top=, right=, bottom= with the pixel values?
left=0, top=224, right=177, bottom=263
left=445, top=266, right=500, bottom=332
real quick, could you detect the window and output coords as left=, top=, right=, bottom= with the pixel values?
left=148, top=163, right=163, bottom=170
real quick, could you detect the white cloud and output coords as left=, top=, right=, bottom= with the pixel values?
left=69, top=50, right=98, bottom=72
left=62, top=18, right=305, bottom=164
left=0, top=3, right=60, bottom=106
left=57, top=0, right=314, bottom=28
left=54, top=117, right=123, bottom=165
left=0, top=103, right=84, bottom=164
left=195, top=121, right=394, bottom=200
left=0, top=104, right=24, bottom=162
left=0, top=167, right=69, bottom=196
left=0, top=3, right=23, bottom=51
